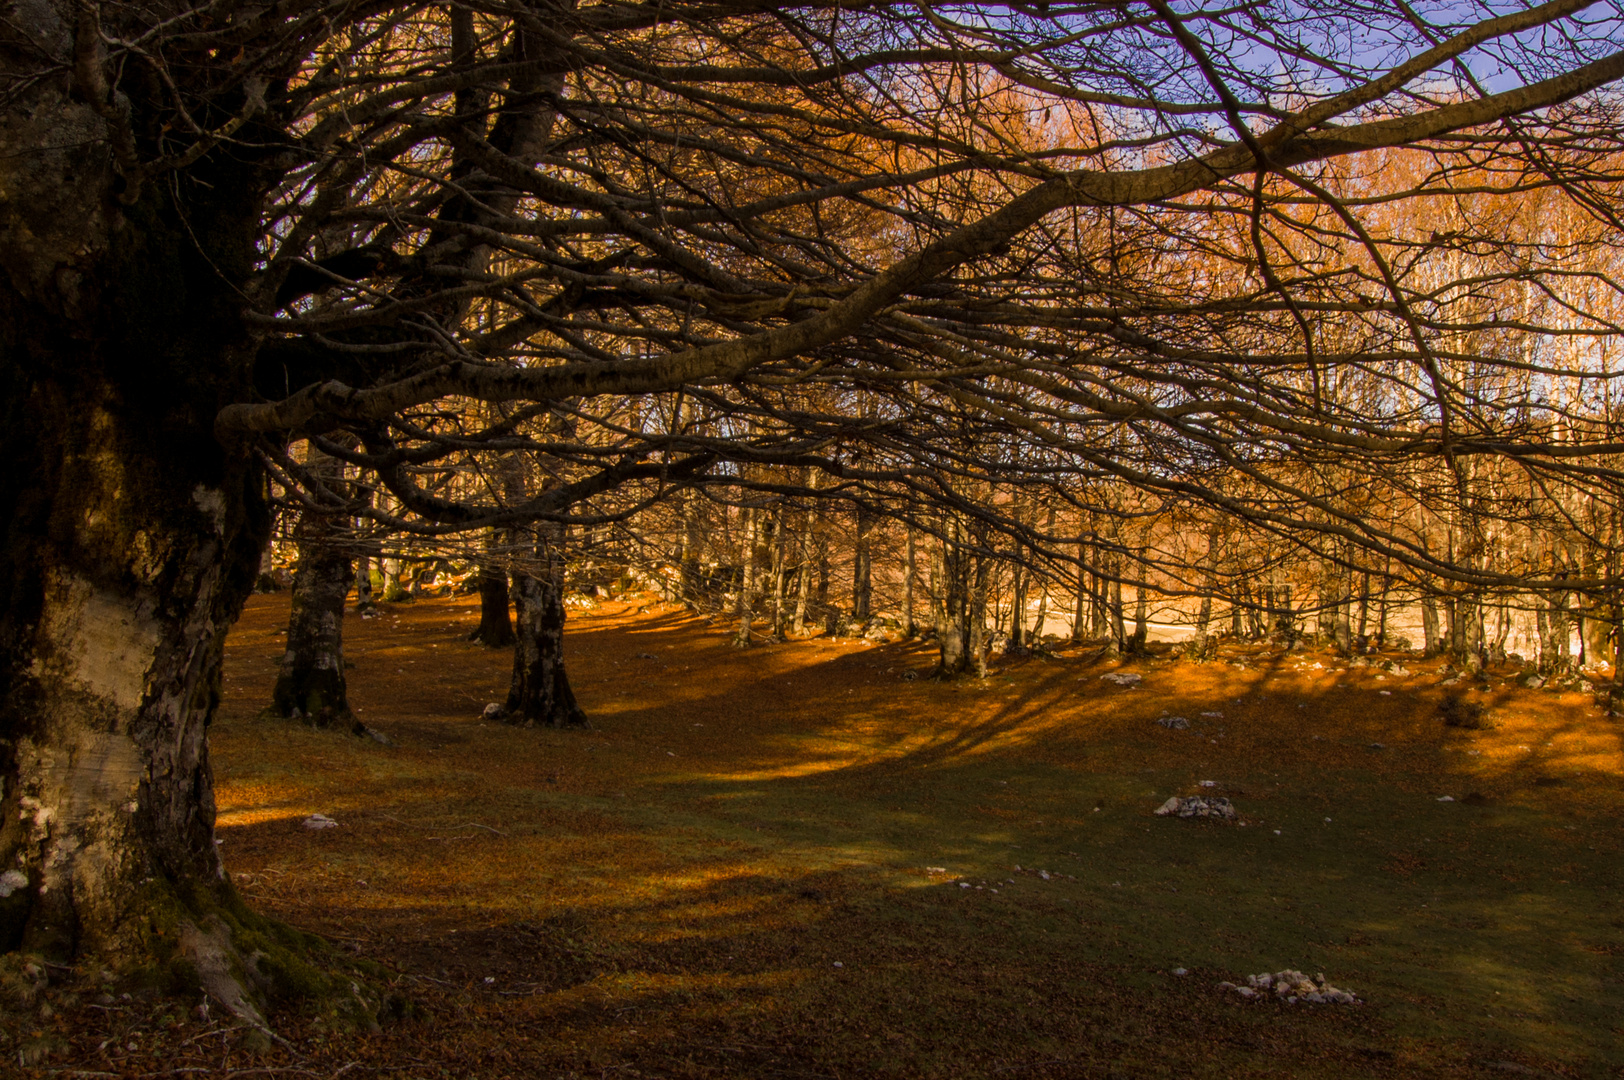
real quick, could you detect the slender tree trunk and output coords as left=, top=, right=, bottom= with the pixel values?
left=1072, top=540, right=1089, bottom=644
left=732, top=506, right=758, bottom=646
left=903, top=525, right=917, bottom=638
left=680, top=492, right=703, bottom=604
left=791, top=507, right=815, bottom=637
left=852, top=505, right=873, bottom=622
left=768, top=511, right=788, bottom=640
left=932, top=518, right=974, bottom=676
left=1421, top=594, right=1443, bottom=657
left=502, top=524, right=586, bottom=727
left=1008, top=544, right=1027, bottom=651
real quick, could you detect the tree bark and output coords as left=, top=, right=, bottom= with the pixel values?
left=0, top=38, right=313, bottom=1017
left=270, top=503, right=355, bottom=727
left=852, top=504, right=874, bottom=622
left=501, top=525, right=586, bottom=727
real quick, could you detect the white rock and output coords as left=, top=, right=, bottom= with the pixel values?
left=1199, top=780, right=1218, bottom=787
left=303, top=814, right=340, bottom=829
left=1172, top=967, right=1188, bottom=976
left=1157, top=716, right=1191, bottom=729
left=1101, top=672, right=1142, bottom=687
left=1436, top=795, right=1455, bottom=802
left=1235, top=986, right=1257, bottom=998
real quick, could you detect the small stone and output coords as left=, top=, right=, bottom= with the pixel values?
left=1101, top=672, right=1142, bottom=687
left=481, top=703, right=503, bottom=720
left=302, top=813, right=340, bottom=829
left=1235, top=986, right=1257, bottom=998
left=1199, top=780, right=1217, bottom=787
left=1436, top=795, right=1455, bottom=802
left=1368, top=742, right=1386, bottom=750
left=1038, top=870, right=1051, bottom=881
left=1171, top=967, right=1188, bottom=976
left=1157, top=716, right=1191, bottom=730
left=832, top=962, right=843, bottom=968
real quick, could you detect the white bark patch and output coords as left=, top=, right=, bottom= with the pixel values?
left=0, top=869, right=26, bottom=897
left=58, top=733, right=144, bottom=822
left=40, top=572, right=161, bottom=711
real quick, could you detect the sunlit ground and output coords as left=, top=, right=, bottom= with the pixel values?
left=179, top=593, right=1624, bottom=1076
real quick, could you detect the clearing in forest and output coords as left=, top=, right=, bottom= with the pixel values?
left=34, top=593, right=1624, bottom=1078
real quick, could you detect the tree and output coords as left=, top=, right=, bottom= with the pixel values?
left=9, top=0, right=1624, bottom=1022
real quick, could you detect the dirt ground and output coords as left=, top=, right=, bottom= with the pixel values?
left=15, top=592, right=1624, bottom=1079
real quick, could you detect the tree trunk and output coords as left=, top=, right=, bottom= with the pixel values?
left=270, top=502, right=355, bottom=727
left=852, top=505, right=873, bottom=622
left=732, top=506, right=758, bottom=647
left=502, top=525, right=586, bottom=727
left=1421, top=594, right=1443, bottom=656
left=472, top=562, right=515, bottom=646
left=0, top=53, right=318, bottom=1017
left=903, top=525, right=917, bottom=638
left=470, top=528, right=515, bottom=647
left=931, top=520, right=974, bottom=676
left=1071, top=541, right=1089, bottom=644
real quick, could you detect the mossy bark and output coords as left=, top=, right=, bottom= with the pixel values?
left=0, top=18, right=377, bottom=1026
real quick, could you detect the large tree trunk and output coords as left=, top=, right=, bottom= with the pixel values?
left=0, top=41, right=324, bottom=1018
left=501, top=525, right=586, bottom=727
left=270, top=504, right=355, bottom=726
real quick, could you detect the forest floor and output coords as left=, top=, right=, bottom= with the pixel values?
left=20, top=592, right=1624, bottom=1079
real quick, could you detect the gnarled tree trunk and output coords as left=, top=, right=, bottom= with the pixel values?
left=0, top=41, right=311, bottom=1018
left=270, top=515, right=355, bottom=726
left=500, top=524, right=585, bottom=727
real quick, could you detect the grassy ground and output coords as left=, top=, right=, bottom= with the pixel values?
left=23, top=593, right=1624, bottom=1078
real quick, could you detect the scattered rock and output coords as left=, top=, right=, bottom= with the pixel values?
left=302, top=814, right=340, bottom=829
left=1156, top=716, right=1191, bottom=730
left=1155, top=796, right=1237, bottom=821
left=1101, top=672, right=1142, bottom=687
left=1200, top=710, right=1223, bottom=718
left=1524, top=675, right=1545, bottom=689
left=1223, top=969, right=1359, bottom=1004
left=1171, top=967, right=1189, bottom=976
left=1368, top=742, right=1386, bottom=750
left=635, top=651, right=657, bottom=660
left=481, top=702, right=504, bottom=721
left=1436, top=795, right=1455, bottom=802
left=1198, top=780, right=1218, bottom=788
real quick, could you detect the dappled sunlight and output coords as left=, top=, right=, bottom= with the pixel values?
left=201, top=592, right=1624, bottom=1078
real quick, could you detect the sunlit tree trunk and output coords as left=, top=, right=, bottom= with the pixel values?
left=852, top=504, right=873, bottom=622
left=502, top=523, right=585, bottom=727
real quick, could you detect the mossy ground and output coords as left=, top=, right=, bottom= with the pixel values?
left=14, top=594, right=1622, bottom=1077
